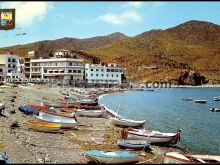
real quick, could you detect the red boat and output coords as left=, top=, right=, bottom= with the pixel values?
left=27, top=104, right=76, bottom=118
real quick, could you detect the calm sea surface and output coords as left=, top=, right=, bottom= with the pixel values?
left=99, top=87, right=220, bottom=154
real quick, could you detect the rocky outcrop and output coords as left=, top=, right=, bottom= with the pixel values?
left=177, top=70, right=209, bottom=85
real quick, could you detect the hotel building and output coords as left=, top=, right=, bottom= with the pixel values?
left=29, top=58, right=84, bottom=84
left=85, top=61, right=125, bottom=87
left=0, top=52, right=23, bottom=79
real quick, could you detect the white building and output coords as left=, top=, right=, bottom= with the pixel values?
left=53, top=49, right=71, bottom=58
left=30, top=58, right=84, bottom=83
left=85, top=61, right=124, bottom=86
left=0, top=52, right=24, bottom=79
left=0, top=64, right=5, bottom=80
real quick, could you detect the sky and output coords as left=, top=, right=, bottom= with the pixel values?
left=0, top=1, right=220, bottom=48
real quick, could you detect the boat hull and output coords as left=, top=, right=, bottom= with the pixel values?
left=76, top=109, right=106, bottom=117
left=84, top=150, right=138, bottom=164
left=26, top=121, right=61, bottom=133
left=36, top=112, right=77, bottom=128
left=116, top=139, right=150, bottom=150
left=110, top=117, right=145, bottom=128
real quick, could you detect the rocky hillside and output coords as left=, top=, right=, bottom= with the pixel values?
left=86, top=20, right=220, bottom=84
left=0, top=32, right=128, bottom=58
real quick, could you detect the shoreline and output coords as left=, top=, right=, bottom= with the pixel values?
left=0, top=84, right=187, bottom=163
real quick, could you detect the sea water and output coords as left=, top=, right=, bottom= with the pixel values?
left=99, top=87, right=220, bottom=154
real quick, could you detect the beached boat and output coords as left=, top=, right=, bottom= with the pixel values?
left=84, top=150, right=139, bottom=164
left=210, top=107, right=220, bottom=112
left=164, top=152, right=220, bottom=164
left=0, top=152, right=10, bottom=164
left=25, top=120, right=61, bottom=133
left=36, top=111, right=77, bottom=128
left=214, top=96, right=220, bottom=101
left=180, top=97, right=193, bottom=101
left=194, top=100, right=207, bottom=104
left=110, top=116, right=145, bottom=128
left=116, top=139, right=150, bottom=150
left=41, top=100, right=75, bottom=108
left=123, top=128, right=181, bottom=144
left=76, top=109, right=106, bottom=117
left=27, top=104, right=75, bottom=118
left=18, top=106, right=38, bottom=115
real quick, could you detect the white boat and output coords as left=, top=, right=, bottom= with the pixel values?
left=76, top=109, right=106, bottom=117
left=36, top=111, right=77, bottom=128
left=194, top=100, right=207, bottom=103
left=110, top=116, right=145, bottom=128
left=124, top=128, right=181, bottom=144
left=214, top=96, right=220, bottom=101
left=210, top=107, right=220, bottom=112
left=180, top=97, right=193, bottom=101
left=164, top=152, right=220, bottom=164
left=0, top=102, right=5, bottom=109
left=84, top=150, right=139, bottom=164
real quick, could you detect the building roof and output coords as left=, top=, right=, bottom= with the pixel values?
left=54, top=49, right=70, bottom=52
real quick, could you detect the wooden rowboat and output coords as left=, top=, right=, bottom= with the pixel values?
left=25, top=120, right=61, bottom=133
left=124, top=128, right=181, bottom=144
left=110, top=116, right=145, bottom=128
left=164, top=152, right=220, bottom=164
left=27, top=104, right=76, bottom=118
left=116, top=139, right=150, bottom=150
left=84, top=150, right=139, bottom=164
left=36, top=112, right=77, bottom=128
left=76, top=109, right=106, bottom=117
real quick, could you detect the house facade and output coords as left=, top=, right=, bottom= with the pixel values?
left=0, top=52, right=24, bottom=79
left=85, top=61, right=124, bottom=87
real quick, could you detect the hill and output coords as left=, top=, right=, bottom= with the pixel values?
left=0, top=32, right=128, bottom=59
left=86, top=20, right=220, bottom=84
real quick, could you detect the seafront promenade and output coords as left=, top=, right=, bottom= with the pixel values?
left=0, top=84, right=184, bottom=163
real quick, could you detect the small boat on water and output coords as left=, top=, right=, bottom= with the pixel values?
left=76, top=109, right=106, bottom=117
left=25, top=120, right=61, bottom=133
left=110, top=116, right=145, bottom=128
left=194, top=100, right=207, bottom=104
left=18, top=106, right=38, bottom=115
left=0, top=152, right=10, bottom=164
left=123, top=128, right=181, bottom=144
left=214, top=96, right=220, bottom=101
left=164, top=152, right=220, bottom=164
left=180, top=97, right=193, bottom=101
left=84, top=150, right=139, bottom=164
left=116, top=139, right=150, bottom=150
left=36, top=111, right=77, bottom=128
left=210, top=107, right=220, bottom=112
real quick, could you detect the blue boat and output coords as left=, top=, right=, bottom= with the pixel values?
left=116, top=139, right=150, bottom=150
left=0, top=152, right=10, bottom=164
left=84, top=150, right=138, bottom=164
left=18, top=106, right=38, bottom=115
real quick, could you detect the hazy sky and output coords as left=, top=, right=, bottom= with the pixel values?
left=1, top=1, right=220, bottom=47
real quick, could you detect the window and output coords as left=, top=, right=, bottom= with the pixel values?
left=107, top=69, right=110, bottom=72
left=91, top=74, right=93, bottom=76
left=112, top=74, right=114, bottom=77
left=111, top=64, right=114, bottom=67
left=78, top=70, right=81, bottom=73
left=107, top=74, right=109, bottom=77
left=73, top=70, right=76, bottom=73
left=91, top=69, right=93, bottom=71
left=111, top=69, right=114, bottom=72
left=96, top=69, right=99, bottom=71
left=68, top=70, right=72, bottom=73
left=86, top=74, right=88, bottom=76
left=8, top=58, right=11, bottom=62
left=13, top=65, right=16, bottom=68
left=115, top=69, right=119, bottom=72
left=86, top=68, right=88, bottom=70
left=69, top=62, right=72, bottom=66
left=101, top=69, right=104, bottom=72
left=0, top=69, right=2, bottom=72
left=116, top=74, right=118, bottom=77
left=96, top=74, right=99, bottom=77
left=8, top=64, right=11, bottom=68
left=60, top=70, right=64, bottom=73
left=8, top=70, right=12, bottom=73
left=55, top=70, right=58, bottom=73
left=101, top=74, right=104, bottom=77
